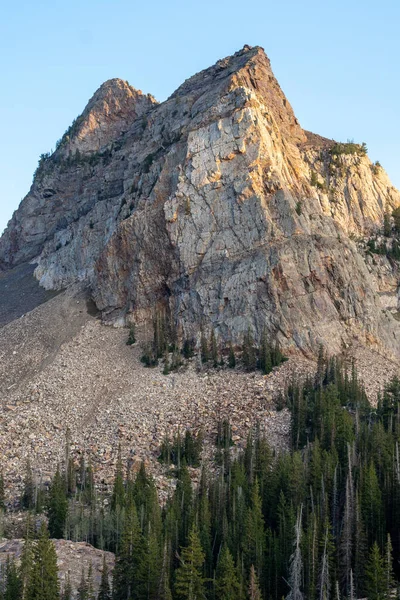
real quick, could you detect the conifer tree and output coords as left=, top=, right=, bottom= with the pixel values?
left=200, top=330, right=209, bottom=364
left=112, top=501, right=144, bottom=600
left=243, top=479, right=265, bottom=578
left=286, top=506, right=304, bottom=600
left=384, top=534, right=394, bottom=599
left=365, top=542, right=386, bottom=600
left=48, top=466, right=68, bottom=539
left=20, top=513, right=34, bottom=599
left=210, top=329, right=218, bottom=368
left=174, top=525, right=206, bottom=600
left=248, top=565, right=262, bottom=600
left=0, top=471, right=5, bottom=511
left=98, top=556, right=111, bottom=600
left=26, top=523, right=60, bottom=600
left=111, top=445, right=125, bottom=512
left=158, top=541, right=173, bottom=600
left=4, top=556, right=22, bottom=600
left=242, top=329, right=256, bottom=371
left=228, top=343, right=236, bottom=369
left=215, top=546, right=241, bottom=600
left=61, top=572, right=72, bottom=600
left=21, top=460, right=35, bottom=511
left=77, top=567, right=88, bottom=600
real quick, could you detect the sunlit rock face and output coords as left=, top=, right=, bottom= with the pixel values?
left=1, top=45, right=400, bottom=356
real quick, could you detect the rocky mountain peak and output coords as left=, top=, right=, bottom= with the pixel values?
left=1, top=46, right=400, bottom=358
left=57, top=77, right=157, bottom=156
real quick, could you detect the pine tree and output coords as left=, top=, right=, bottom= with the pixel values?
left=384, top=534, right=394, bottom=599
left=20, top=513, right=34, bottom=598
left=26, top=523, right=60, bottom=600
left=200, top=330, right=209, bottom=364
left=286, top=506, right=304, bottom=600
left=112, top=501, right=144, bottom=600
left=228, top=343, right=236, bottom=369
left=215, top=546, right=241, bottom=600
left=21, top=460, right=35, bottom=511
left=4, top=556, right=22, bottom=600
left=0, top=471, right=5, bottom=511
left=98, top=556, right=111, bottom=600
left=158, top=541, right=173, bottom=600
left=365, top=542, right=386, bottom=600
left=174, top=525, right=206, bottom=600
left=111, top=445, right=125, bottom=512
left=243, top=479, right=265, bottom=578
left=48, top=466, right=68, bottom=539
left=210, top=329, right=218, bottom=368
left=61, top=572, right=72, bottom=600
left=242, top=329, right=256, bottom=371
left=248, top=565, right=262, bottom=600
left=86, top=563, right=95, bottom=600
left=77, top=567, right=88, bottom=600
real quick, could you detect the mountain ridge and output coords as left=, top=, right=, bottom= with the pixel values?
left=1, top=45, right=400, bottom=357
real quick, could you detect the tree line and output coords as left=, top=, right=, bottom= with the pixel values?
left=1, top=352, right=400, bottom=599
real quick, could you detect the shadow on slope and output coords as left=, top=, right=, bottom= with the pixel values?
left=0, top=263, right=60, bottom=327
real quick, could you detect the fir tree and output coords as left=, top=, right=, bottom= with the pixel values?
left=61, top=572, right=72, bottom=600
left=242, top=329, right=256, bottom=371
left=26, top=523, right=60, bottom=600
left=98, top=556, right=111, bottom=600
left=0, top=471, right=5, bottom=511
left=4, top=556, right=22, bottom=600
left=20, top=513, right=34, bottom=598
left=228, top=343, right=236, bottom=369
left=248, top=565, right=262, bottom=600
left=21, top=460, right=35, bottom=511
left=111, top=445, right=125, bottom=512
left=215, top=546, right=241, bottom=600
left=48, top=466, right=68, bottom=539
left=200, top=330, right=209, bottom=364
left=174, top=525, right=206, bottom=600
left=365, top=542, right=386, bottom=600
left=210, top=329, right=218, bottom=368
left=286, top=506, right=304, bottom=600
left=77, top=567, right=88, bottom=600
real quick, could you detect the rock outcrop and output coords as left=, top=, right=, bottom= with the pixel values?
left=1, top=45, right=400, bottom=356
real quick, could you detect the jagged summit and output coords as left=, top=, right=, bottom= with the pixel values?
left=1, top=46, right=400, bottom=357
left=57, top=77, right=157, bottom=156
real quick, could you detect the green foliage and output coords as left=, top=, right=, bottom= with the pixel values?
left=0, top=472, right=4, bottom=511
left=242, top=329, right=257, bottom=371
left=126, top=324, right=136, bottom=345
left=365, top=542, right=387, bottom=600
left=159, top=429, right=203, bottom=467
left=372, top=160, right=382, bottom=175
left=216, top=546, right=241, bottom=600
left=48, top=467, right=68, bottom=538
left=200, top=330, right=209, bottom=364
left=142, top=153, right=155, bottom=173
left=7, top=349, right=400, bottom=600
left=182, top=338, right=195, bottom=359
left=228, top=343, right=236, bottom=368
left=330, top=140, right=368, bottom=157
left=310, top=171, right=318, bottom=187
left=174, top=525, right=206, bottom=600
left=26, top=523, right=60, bottom=600
left=295, top=201, right=302, bottom=215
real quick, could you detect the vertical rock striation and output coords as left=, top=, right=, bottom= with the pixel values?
left=1, top=46, right=400, bottom=356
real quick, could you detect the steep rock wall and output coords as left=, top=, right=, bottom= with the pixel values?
left=1, top=46, right=400, bottom=356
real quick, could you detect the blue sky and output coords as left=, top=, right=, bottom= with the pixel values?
left=1, top=0, right=399, bottom=235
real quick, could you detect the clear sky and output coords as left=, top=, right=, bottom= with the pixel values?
left=0, top=0, right=399, bottom=235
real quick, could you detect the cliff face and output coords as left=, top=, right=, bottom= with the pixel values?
left=1, top=46, right=400, bottom=356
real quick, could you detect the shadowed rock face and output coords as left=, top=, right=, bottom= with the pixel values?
left=1, top=45, right=400, bottom=355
